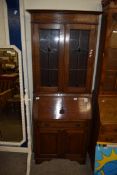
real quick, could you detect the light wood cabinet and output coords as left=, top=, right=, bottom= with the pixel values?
left=99, top=1, right=117, bottom=94
left=98, top=96, right=117, bottom=143
left=96, top=1, right=117, bottom=144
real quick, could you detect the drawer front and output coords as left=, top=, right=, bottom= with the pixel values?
left=38, top=121, right=89, bottom=129
left=99, top=134, right=117, bottom=143
left=100, top=124, right=117, bottom=133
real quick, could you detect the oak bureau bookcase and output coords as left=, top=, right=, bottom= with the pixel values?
left=29, top=10, right=99, bottom=163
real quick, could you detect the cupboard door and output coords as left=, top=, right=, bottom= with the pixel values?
left=64, top=24, right=97, bottom=93
left=35, top=127, right=61, bottom=162
left=64, top=129, right=88, bottom=163
left=35, top=126, right=89, bottom=163
left=32, top=24, right=64, bottom=93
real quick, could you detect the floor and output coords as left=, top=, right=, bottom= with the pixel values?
left=0, top=152, right=92, bottom=175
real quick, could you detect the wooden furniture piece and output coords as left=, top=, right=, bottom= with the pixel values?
left=30, top=11, right=99, bottom=164
left=0, top=89, right=12, bottom=111
left=0, top=73, right=18, bottom=111
left=33, top=95, right=92, bottom=163
left=99, top=1, right=117, bottom=95
left=31, top=11, right=98, bottom=94
left=98, top=96, right=117, bottom=143
left=96, top=1, right=117, bottom=144
left=0, top=48, right=18, bottom=74
left=85, top=1, right=117, bottom=168
left=0, top=73, right=18, bottom=90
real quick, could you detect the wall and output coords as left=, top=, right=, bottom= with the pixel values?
left=0, top=0, right=9, bottom=46
left=24, top=0, right=102, bottom=11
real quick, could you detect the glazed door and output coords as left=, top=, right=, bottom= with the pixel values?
left=64, top=24, right=97, bottom=93
left=100, top=13, right=117, bottom=94
left=32, top=24, right=64, bottom=93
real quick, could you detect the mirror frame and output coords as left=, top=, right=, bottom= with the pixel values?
left=0, top=45, right=26, bottom=146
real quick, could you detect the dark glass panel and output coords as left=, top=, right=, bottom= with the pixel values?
left=41, top=70, right=58, bottom=87
left=69, top=29, right=90, bottom=87
left=69, top=70, right=87, bottom=87
left=39, top=29, right=60, bottom=86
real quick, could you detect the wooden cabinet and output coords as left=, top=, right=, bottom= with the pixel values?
left=98, top=96, right=117, bottom=143
left=30, top=11, right=99, bottom=164
left=33, top=95, right=92, bottom=163
left=31, top=11, right=98, bottom=94
left=99, top=1, right=117, bottom=95
left=95, top=1, right=117, bottom=144
left=36, top=124, right=88, bottom=163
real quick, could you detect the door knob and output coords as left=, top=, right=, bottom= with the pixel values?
left=33, top=95, right=40, bottom=100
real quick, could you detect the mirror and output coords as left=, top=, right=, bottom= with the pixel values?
left=0, top=46, right=26, bottom=146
